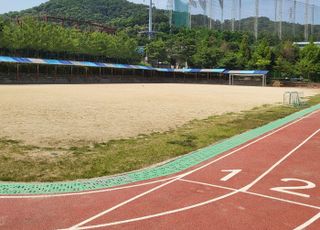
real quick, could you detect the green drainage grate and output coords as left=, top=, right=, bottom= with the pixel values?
left=1, top=104, right=319, bottom=195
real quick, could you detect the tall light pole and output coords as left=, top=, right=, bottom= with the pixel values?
left=208, top=0, right=213, bottom=29
left=311, top=3, right=315, bottom=36
left=232, top=0, right=236, bottom=32
left=219, top=0, right=224, bottom=30
left=149, top=0, right=153, bottom=40
left=239, top=0, right=242, bottom=30
left=279, top=0, right=283, bottom=40
left=168, top=0, right=173, bottom=30
left=305, top=0, right=309, bottom=41
left=275, top=0, right=278, bottom=35
left=293, top=0, right=297, bottom=37
left=254, top=0, right=259, bottom=40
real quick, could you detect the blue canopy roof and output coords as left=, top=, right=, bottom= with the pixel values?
left=0, top=56, right=225, bottom=74
left=0, top=56, right=270, bottom=76
left=225, top=70, right=269, bottom=75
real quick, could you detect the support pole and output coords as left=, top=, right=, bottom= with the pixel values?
left=239, top=0, right=242, bottom=30
left=275, top=0, right=278, bottom=35
left=254, top=0, right=259, bottom=40
left=219, top=0, right=224, bottom=30
left=293, top=0, right=297, bottom=37
left=168, top=0, right=173, bottom=30
left=209, top=0, right=213, bottom=29
left=16, top=64, right=19, bottom=81
left=279, top=0, right=283, bottom=40
left=305, top=0, right=309, bottom=41
left=311, top=4, right=315, bottom=36
left=149, top=0, right=153, bottom=40
left=232, top=0, right=236, bottom=32
left=37, top=64, right=40, bottom=81
left=189, top=0, right=192, bottom=29
left=54, top=66, right=57, bottom=82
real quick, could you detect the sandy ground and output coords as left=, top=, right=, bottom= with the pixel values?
left=0, top=84, right=318, bottom=147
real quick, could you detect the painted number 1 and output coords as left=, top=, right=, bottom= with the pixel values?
left=270, top=178, right=316, bottom=198
left=220, top=169, right=242, bottom=182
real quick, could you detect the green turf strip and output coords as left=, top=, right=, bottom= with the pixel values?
left=0, top=104, right=319, bottom=195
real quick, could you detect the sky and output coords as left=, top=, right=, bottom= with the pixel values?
left=0, top=0, right=319, bottom=24
left=0, top=0, right=49, bottom=14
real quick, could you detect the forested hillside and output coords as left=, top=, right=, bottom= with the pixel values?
left=0, top=0, right=319, bottom=81
left=3, top=0, right=319, bottom=40
left=2, top=0, right=168, bottom=29
left=0, top=17, right=140, bottom=63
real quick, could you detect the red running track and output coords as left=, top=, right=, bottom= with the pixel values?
left=1, top=110, right=320, bottom=230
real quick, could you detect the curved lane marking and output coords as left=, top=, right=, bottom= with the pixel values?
left=65, top=125, right=320, bottom=229
left=294, top=212, right=320, bottom=230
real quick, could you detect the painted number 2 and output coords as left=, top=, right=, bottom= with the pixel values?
left=270, top=178, right=316, bottom=198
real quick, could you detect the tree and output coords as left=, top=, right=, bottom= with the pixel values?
left=237, top=35, right=251, bottom=68
left=192, top=38, right=222, bottom=68
left=249, top=39, right=272, bottom=70
left=167, top=30, right=196, bottom=68
left=146, top=39, right=168, bottom=65
left=274, top=41, right=299, bottom=78
left=296, top=42, right=320, bottom=81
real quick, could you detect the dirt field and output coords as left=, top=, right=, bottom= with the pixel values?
left=0, top=84, right=318, bottom=147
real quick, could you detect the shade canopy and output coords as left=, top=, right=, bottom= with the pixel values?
left=0, top=56, right=226, bottom=74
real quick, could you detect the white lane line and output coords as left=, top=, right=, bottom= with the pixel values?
left=294, top=212, right=320, bottom=230
left=73, top=190, right=240, bottom=230
left=180, top=179, right=320, bottom=210
left=220, top=169, right=242, bottom=182
left=0, top=177, right=178, bottom=199
left=241, top=129, right=320, bottom=192
left=62, top=112, right=319, bottom=230
left=70, top=177, right=320, bottom=230
left=3, top=110, right=318, bottom=200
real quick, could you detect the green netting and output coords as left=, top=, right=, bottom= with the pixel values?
left=172, top=0, right=190, bottom=28
left=168, top=0, right=320, bottom=40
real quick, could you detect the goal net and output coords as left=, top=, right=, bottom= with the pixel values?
left=283, top=91, right=304, bottom=107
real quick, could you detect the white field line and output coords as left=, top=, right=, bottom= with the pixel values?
left=294, top=212, right=320, bottom=230
left=2, top=110, right=318, bottom=200
left=62, top=112, right=319, bottom=230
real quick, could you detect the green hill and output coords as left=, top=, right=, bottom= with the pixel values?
left=2, top=0, right=318, bottom=40
left=2, top=0, right=168, bottom=28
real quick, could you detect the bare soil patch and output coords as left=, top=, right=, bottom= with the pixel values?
left=0, top=84, right=318, bottom=147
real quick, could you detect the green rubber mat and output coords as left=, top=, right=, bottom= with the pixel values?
left=1, top=104, right=319, bottom=195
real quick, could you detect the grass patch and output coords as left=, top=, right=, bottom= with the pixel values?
left=0, top=94, right=319, bottom=182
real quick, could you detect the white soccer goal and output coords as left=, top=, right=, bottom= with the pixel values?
left=283, top=91, right=305, bottom=106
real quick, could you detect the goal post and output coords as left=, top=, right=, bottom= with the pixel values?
left=283, top=91, right=305, bottom=107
